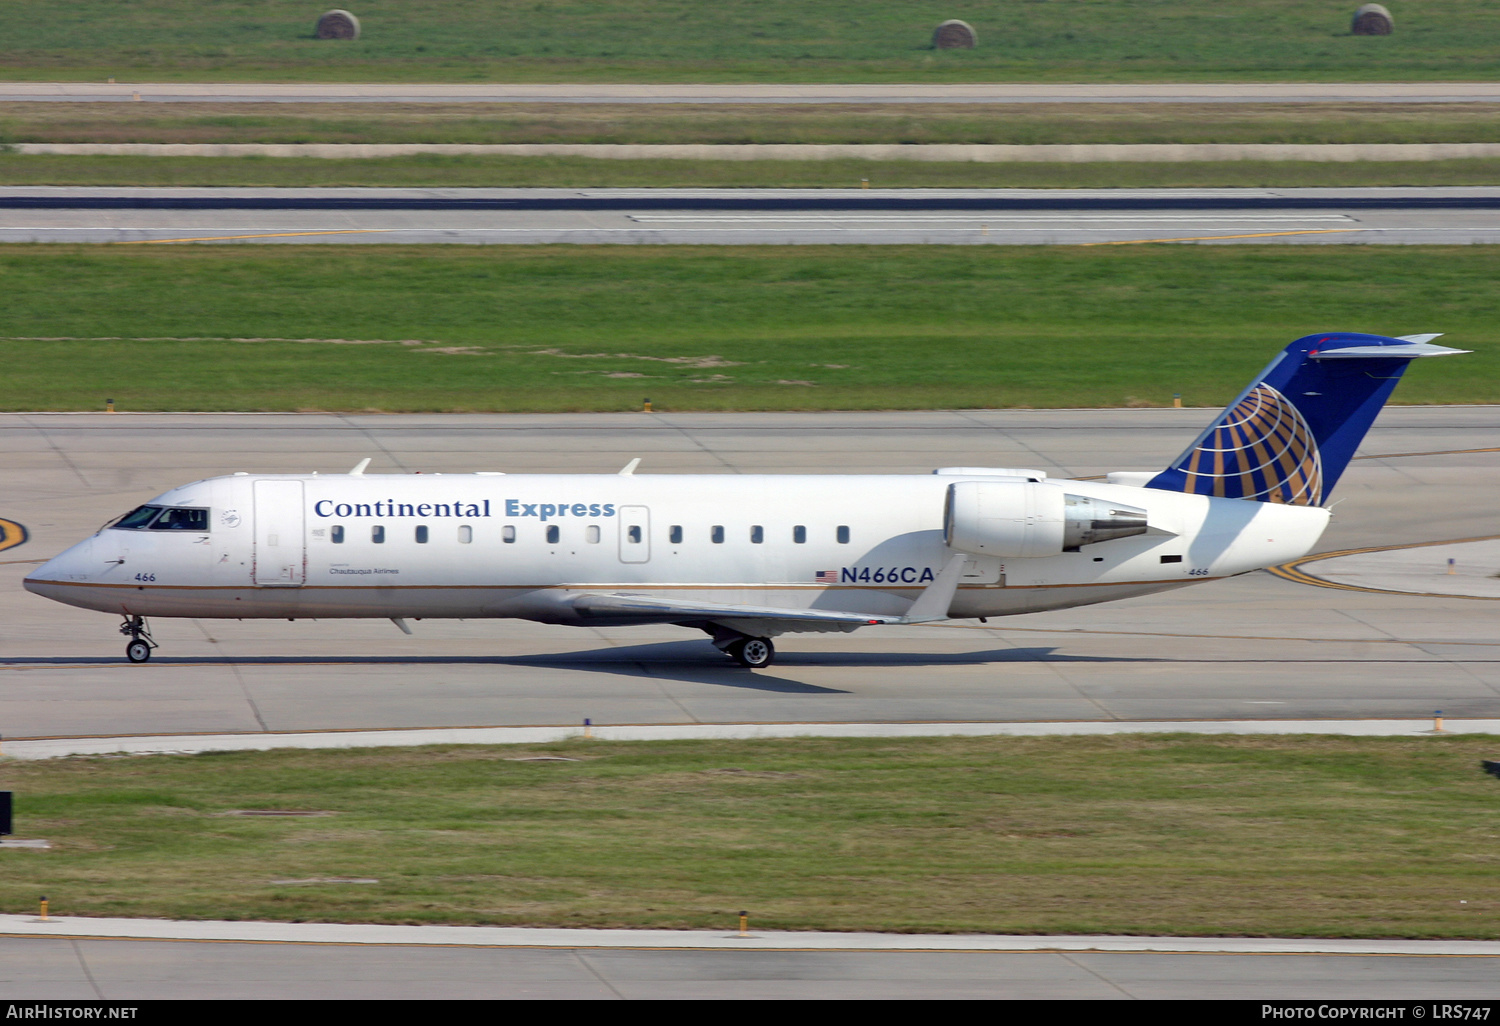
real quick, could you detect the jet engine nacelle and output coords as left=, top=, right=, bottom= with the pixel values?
left=944, top=481, right=1149, bottom=557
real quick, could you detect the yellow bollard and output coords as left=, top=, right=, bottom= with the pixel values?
left=642, top=398, right=652, bottom=413
left=1435, top=710, right=1446, bottom=733
left=106, top=398, right=115, bottom=414
left=1173, top=393, right=1182, bottom=409
left=39, top=896, right=48, bottom=921
left=860, top=178, right=869, bottom=189
left=739, top=910, right=749, bottom=937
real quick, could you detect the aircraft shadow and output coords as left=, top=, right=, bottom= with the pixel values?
left=0, top=641, right=1150, bottom=694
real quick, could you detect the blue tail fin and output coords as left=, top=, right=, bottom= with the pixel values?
left=1146, top=332, right=1467, bottom=505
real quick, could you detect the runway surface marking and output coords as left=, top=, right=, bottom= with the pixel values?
left=1356, top=445, right=1500, bottom=460
left=947, top=622, right=1500, bottom=647
left=1084, top=228, right=1366, bottom=245
left=628, top=215, right=1359, bottom=223
left=6, top=718, right=1494, bottom=758
left=115, top=228, right=392, bottom=244
left=1270, top=534, right=1500, bottom=598
left=3, top=913, right=1498, bottom=955
left=0, top=518, right=28, bottom=553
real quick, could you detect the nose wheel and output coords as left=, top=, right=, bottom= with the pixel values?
left=119, top=616, right=157, bottom=663
left=727, top=636, right=775, bottom=668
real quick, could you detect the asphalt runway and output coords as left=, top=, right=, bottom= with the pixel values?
left=6, top=187, right=1500, bottom=245
left=7, top=81, right=1500, bottom=104
left=2, top=408, right=1497, bottom=741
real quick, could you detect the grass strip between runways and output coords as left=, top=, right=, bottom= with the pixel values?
left=3, top=735, right=1500, bottom=937
left=0, top=244, right=1493, bottom=413
left=7, top=154, right=1500, bottom=190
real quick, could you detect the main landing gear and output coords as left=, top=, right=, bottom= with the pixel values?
left=120, top=615, right=157, bottom=663
left=722, top=635, right=775, bottom=668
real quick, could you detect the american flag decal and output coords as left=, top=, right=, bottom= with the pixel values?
left=815, top=570, right=839, bottom=583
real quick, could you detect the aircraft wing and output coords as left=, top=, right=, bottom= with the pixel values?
left=569, top=592, right=903, bottom=635
left=566, top=554, right=970, bottom=636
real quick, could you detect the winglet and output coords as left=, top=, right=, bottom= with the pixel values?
left=390, top=617, right=412, bottom=635
left=901, top=553, right=969, bottom=623
left=618, top=458, right=641, bottom=476
left=348, top=458, right=371, bottom=476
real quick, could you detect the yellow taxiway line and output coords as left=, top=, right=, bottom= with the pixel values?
left=1083, top=228, right=1366, bottom=246
left=1268, top=534, right=1500, bottom=598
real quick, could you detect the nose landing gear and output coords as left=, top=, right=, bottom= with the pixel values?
left=119, top=616, right=157, bottom=663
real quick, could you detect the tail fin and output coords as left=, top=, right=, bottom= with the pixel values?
left=1146, top=332, right=1468, bottom=505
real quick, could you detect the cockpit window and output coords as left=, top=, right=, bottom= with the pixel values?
left=109, top=505, right=210, bottom=532
left=149, top=507, right=210, bottom=531
left=111, top=505, right=164, bottom=530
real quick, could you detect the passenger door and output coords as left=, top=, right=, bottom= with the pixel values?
left=617, top=505, right=650, bottom=564
left=253, top=480, right=306, bottom=586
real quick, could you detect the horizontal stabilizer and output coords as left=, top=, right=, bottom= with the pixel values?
left=1311, top=342, right=1469, bottom=360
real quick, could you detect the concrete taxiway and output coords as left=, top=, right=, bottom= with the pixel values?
left=5, top=187, right=1500, bottom=245
left=2, top=407, right=1498, bottom=741
left=5, top=916, right=1500, bottom=1000
left=13, top=934, right=1500, bottom=1000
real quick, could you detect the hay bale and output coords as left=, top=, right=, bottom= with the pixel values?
left=932, top=20, right=977, bottom=50
left=1351, top=3, right=1393, bottom=35
left=316, top=9, right=361, bottom=40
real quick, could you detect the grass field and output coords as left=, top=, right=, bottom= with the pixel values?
left=0, top=1, right=1497, bottom=83
left=0, top=245, right=1492, bottom=413
left=7, top=154, right=1500, bottom=190
left=3, top=735, right=1499, bottom=936
left=12, top=102, right=1500, bottom=147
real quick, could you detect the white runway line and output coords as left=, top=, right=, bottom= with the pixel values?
left=5, top=718, right=1496, bottom=760
left=627, top=215, right=1361, bottom=222
left=2, top=913, right=1499, bottom=954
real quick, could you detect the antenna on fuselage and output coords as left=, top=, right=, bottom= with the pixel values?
left=618, top=458, right=641, bottom=476
left=348, top=458, right=371, bottom=476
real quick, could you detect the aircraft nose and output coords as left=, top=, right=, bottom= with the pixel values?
left=23, top=536, right=96, bottom=594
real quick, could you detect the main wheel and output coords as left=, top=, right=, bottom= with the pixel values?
left=731, top=637, right=775, bottom=668
left=126, top=640, right=151, bottom=663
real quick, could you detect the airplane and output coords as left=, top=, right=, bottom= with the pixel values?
left=24, top=331, right=1466, bottom=668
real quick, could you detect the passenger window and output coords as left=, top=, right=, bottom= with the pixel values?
left=837, top=526, right=850, bottom=544
left=546, top=525, right=560, bottom=544
left=586, top=525, right=601, bottom=544
left=502, top=525, right=515, bottom=544
left=627, top=525, right=642, bottom=544
left=149, top=507, right=210, bottom=532
left=458, top=525, right=473, bottom=544
left=331, top=525, right=345, bottom=544
left=669, top=525, right=683, bottom=544
left=750, top=526, right=763, bottom=544
left=711, top=525, right=724, bottom=544
left=793, top=525, right=806, bottom=544
left=415, top=525, right=428, bottom=544
left=372, top=525, right=385, bottom=544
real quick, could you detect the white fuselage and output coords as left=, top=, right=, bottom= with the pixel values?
left=25, top=471, right=1330, bottom=628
